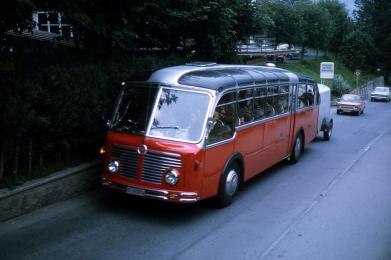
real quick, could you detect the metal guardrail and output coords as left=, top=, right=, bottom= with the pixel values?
left=350, top=77, right=384, bottom=100
left=5, top=30, right=76, bottom=48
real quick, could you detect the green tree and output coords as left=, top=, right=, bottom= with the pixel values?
left=318, top=0, right=352, bottom=53
left=355, top=0, right=391, bottom=80
left=256, top=0, right=299, bottom=47
left=305, top=4, right=335, bottom=56
left=187, top=0, right=256, bottom=59
left=339, top=27, right=376, bottom=70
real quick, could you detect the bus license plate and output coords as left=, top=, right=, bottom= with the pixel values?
left=126, top=186, right=145, bottom=196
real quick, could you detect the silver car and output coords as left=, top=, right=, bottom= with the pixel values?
left=370, top=87, right=391, bottom=102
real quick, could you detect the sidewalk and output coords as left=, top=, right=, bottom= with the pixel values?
left=0, top=161, right=101, bottom=221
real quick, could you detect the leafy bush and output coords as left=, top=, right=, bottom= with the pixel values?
left=331, top=74, right=352, bottom=97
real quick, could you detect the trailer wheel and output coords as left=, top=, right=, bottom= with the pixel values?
left=323, top=126, right=332, bottom=141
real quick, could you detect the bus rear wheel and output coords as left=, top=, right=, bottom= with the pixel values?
left=289, top=133, right=303, bottom=164
left=216, top=162, right=240, bottom=207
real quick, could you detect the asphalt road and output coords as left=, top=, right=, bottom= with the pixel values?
left=1, top=101, right=391, bottom=260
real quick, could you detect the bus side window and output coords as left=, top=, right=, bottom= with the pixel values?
left=254, top=86, right=267, bottom=120
left=206, top=93, right=236, bottom=145
left=279, top=84, right=290, bottom=112
left=264, top=96, right=276, bottom=117
left=238, top=88, right=253, bottom=125
left=297, top=84, right=307, bottom=108
left=307, top=84, right=315, bottom=106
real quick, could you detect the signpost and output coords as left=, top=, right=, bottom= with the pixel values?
left=320, top=62, right=334, bottom=84
left=355, top=69, right=361, bottom=94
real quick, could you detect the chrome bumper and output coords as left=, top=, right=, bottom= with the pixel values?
left=101, top=178, right=199, bottom=203
left=371, top=95, right=388, bottom=100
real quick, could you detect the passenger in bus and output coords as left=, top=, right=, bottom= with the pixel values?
left=238, top=108, right=252, bottom=125
left=238, top=102, right=252, bottom=125
left=264, top=102, right=275, bottom=117
left=274, top=97, right=285, bottom=114
left=254, top=105, right=265, bottom=119
left=306, top=88, right=314, bottom=105
left=298, top=95, right=308, bottom=108
left=208, top=109, right=232, bottom=142
left=279, top=96, right=289, bottom=111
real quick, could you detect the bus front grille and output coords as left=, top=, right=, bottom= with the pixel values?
left=142, top=152, right=182, bottom=184
left=111, top=146, right=139, bottom=180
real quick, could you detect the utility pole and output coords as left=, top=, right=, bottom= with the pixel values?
left=355, top=69, right=361, bottom=96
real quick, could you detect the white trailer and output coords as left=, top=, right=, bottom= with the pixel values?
left=317, top=83, right=333, bottom=141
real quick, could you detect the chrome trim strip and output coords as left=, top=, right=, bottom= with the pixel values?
left=179, top=198, right=198, bottom=203
left=236, top=112, right=291, bottom=131
left=180, top=192, right=198, bottom=197
left=295, top=106, right=315, bottom=112
left=148, top=149, right=182, bottom=158
left=141, top=151, right=182, bottom=184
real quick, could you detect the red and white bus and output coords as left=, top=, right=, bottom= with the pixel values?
left=101, top=63, right=333, bottom=206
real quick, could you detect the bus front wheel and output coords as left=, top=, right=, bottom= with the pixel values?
left=289, top=133, right=303, bottom=164
left=216, top=162, right=240, bottom=207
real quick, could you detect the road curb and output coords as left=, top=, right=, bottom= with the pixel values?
left=0, top=161, right=102, bottom=221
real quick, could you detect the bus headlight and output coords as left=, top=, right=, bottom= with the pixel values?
left=165, top=170, right=179, bottom=185
left=108, top=160, right=119, bottom=173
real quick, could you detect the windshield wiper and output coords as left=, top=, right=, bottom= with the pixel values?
left=151, top=125, right=179, bottom=129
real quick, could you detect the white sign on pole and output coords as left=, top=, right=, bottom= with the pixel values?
left=320, top=62, right=334, bottom=79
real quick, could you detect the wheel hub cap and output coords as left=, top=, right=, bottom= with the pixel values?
left=225, top=169, right=239, bottom=196
left=295, top=137, right=301, bottom=156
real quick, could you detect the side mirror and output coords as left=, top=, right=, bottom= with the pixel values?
left=106, top=119, right=112, bottom=128
left=336, top=98, right=341, bottom=102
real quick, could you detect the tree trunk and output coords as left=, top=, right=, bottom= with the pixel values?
left=13, top=137, right=20, bottom=177
left=39, top=152, right=44, bottom=169
left=28, top=136, right=33, bottom=175
left=0, top=140, right=4, bottom=181
left=300, top=45, right=305, bottom=61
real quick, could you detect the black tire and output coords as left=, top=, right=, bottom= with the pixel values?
left=337, top=110, right=341, bottom=114
left=289, top=133, right=303, bottom=164
left=216, top=162, right=241, bottom=207
left=323, top=126, right=332, bottom=141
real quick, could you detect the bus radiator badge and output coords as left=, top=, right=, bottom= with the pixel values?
left=137, top=144, right=148, bottom=155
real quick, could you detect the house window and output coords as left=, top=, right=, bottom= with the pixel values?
left=33, top=12, right=73, bottom=39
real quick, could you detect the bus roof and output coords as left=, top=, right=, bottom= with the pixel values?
left=146, top=63, right=315, bottom=92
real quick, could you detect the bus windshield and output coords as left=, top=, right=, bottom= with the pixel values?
left=148, top=88, right=211, bottom=142
left=110, top=85, right=159, bottom=135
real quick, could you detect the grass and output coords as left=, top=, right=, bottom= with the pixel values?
left=0, top=158, right=88, bottom=190
left=277, top=55, right=375, bottom=89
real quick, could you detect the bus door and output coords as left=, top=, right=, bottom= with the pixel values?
left=236, top=88, right=263, bottom=179
left=262, top=85, right=290, bottom=169
left=273, top=84, right=292, bottom=158
left=203, top=93, right=236, bottom=198
left=287, top=84, right=297, bottom=154
left=295, top=83, right=317, bottom=144
left=306, top=84, right=319, bottom=142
